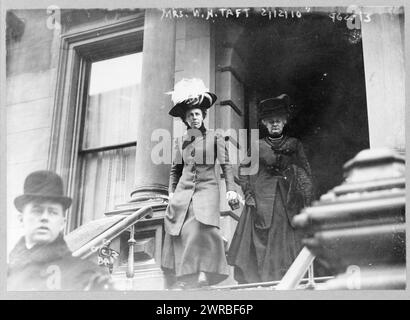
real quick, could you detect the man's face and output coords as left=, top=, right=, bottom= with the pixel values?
left=262, top=116, right=287, bottom=136
left=185, top=108, right=204, bottom=129
left=19, top=200, right=66, bottom=248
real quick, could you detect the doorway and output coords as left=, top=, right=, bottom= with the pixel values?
left=219, top=12, right=370, bottom=197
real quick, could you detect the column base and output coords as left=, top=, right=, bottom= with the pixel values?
left=130, top=184, right=169, bottom=202
left=103, top=184, right=169, bottom=217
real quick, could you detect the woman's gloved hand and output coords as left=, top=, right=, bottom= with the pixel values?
left=226, top=191, right=238, bottom=201
left=244, top=193, right=256, bottom=207
left=226, top=191, right=240, bottom=210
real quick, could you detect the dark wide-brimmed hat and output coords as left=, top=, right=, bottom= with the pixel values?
left=14, top=170, right=72, bottom=212
left=167, top=78, right=217, bottom=118
left=258, top=93, right=291, bottom=120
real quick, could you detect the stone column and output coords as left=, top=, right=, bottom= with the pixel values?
left=215, top=22, right=247, bottom=173
left=361, top=8, right=405, bottom=154
left=116, top=9, right=177, bottom=289
left=214, top=23, right=248, bottom=250
left=129, top=9, right=176, bottom=204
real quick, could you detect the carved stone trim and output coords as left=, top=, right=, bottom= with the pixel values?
left=218, top=100, right=243, bottom=117
left=216, top=65, right=244, bottom=84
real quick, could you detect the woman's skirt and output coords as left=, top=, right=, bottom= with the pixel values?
left=227, top=189, right=303, bottom=283
left=162, top=201, right=229, bottom=286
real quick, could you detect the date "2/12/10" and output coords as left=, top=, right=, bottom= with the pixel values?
left=261, top=8, right=304, bottom=20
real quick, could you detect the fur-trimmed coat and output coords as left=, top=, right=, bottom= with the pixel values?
left=227, top=136, right=314, bottom=282
left=7, top=235, right=111, bottom=291
left=237, top=136, right=314, bottom=229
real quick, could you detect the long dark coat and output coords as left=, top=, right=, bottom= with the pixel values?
left=227, top=136, right=314, bottom=282
left=7, top=235, right=111, bottom=291
left=244, top=136, right=313, bottom=229
left=164, top=128, right=235, bottom=236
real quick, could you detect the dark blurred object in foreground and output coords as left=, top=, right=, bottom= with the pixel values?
left=293, top=148, right=405, bottom=290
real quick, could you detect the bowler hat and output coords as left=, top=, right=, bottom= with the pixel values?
left=14, top=170, right=72, bottom=212
left=258, top=94, right=291, bottom=120
left=167, top=78, right=217, bottom=118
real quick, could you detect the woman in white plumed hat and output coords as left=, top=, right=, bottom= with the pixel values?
left=161, top=78, right=239, bottom=288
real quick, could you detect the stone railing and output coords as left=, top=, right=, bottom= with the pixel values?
left=66, top=206, right=153, bottom=280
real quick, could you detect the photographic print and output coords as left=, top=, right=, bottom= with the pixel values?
left=3, top=2, right=406, bottom=293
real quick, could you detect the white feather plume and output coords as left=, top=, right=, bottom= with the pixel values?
left=166, top=78, right=211, bottom=105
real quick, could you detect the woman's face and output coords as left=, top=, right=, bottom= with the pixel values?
left=185, top=108, right=204, bottom=129
left=262, top=115, right=287, bottom=136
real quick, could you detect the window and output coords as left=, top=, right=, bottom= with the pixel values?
left=77, top=53, right=142, bottom=225
left=49, top=15, right=144, bottom=231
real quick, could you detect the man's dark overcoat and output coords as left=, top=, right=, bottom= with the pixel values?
left=7, top=235, right=111, bottom=291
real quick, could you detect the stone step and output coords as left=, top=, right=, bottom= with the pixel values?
left=108, top=272, right=334, bottom=291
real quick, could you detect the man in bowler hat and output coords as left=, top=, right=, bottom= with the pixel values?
left=7, top=170, right=112, bottom=291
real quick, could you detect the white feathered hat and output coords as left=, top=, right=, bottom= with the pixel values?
left=167, top=78, right=217, bottom=117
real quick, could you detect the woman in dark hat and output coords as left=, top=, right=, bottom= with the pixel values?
left=161, top=78, right=239, bottom=289
left=227, top=94, right=314, bottom=283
